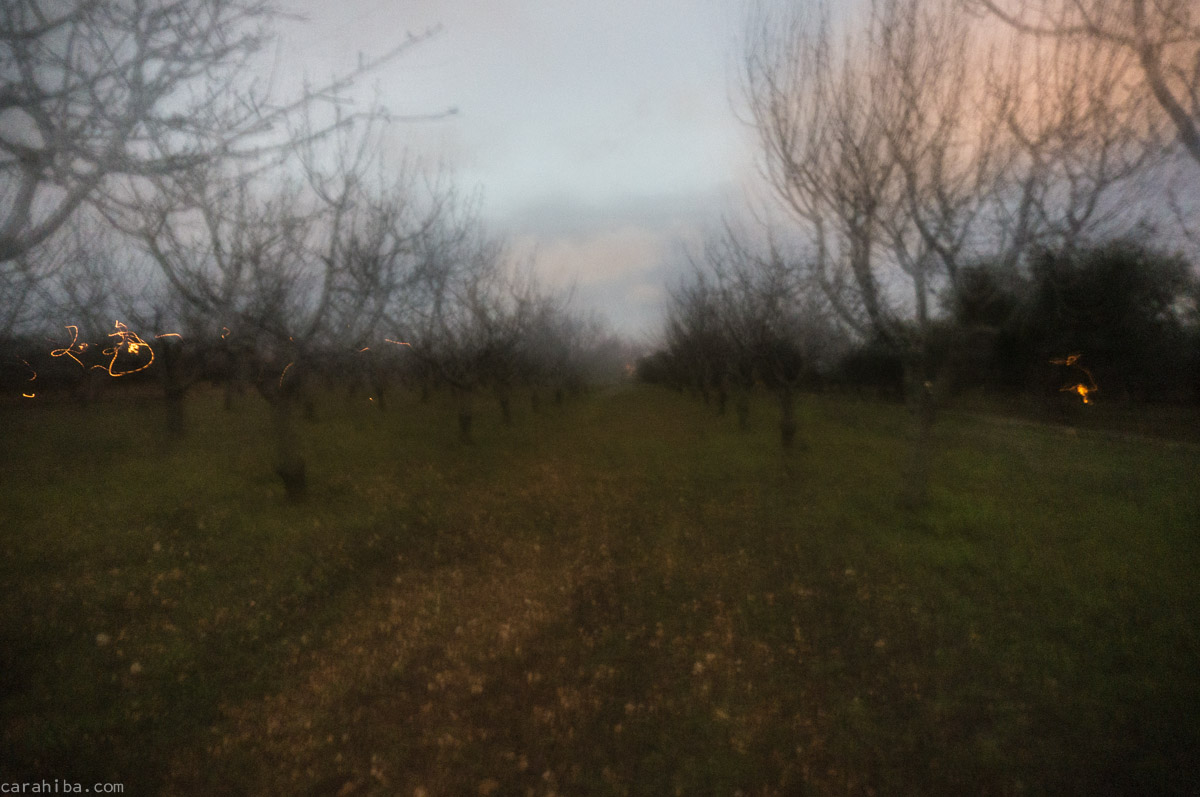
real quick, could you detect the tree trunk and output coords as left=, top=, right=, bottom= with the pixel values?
left=457, top=389, right=474, bottom=444
left=736, top=388, right=751, bottom=431
left=271, top=394, right=306, bottom=502
left=778, top=384, right=801, bottom=450
left=223, top=353, right=246, bottom=412
left=899, top=363, right=937, bottom=509
left=497, top=387, right=512, bottom=425
left=164, top=387, right=186, bottom=439
left=159, top=339, right=187, bottom=439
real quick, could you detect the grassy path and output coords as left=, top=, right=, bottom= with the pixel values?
left=3, top=387, right=1198, bottom=795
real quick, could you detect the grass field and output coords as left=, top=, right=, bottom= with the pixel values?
left=1, top=385, right=1198, bottom=795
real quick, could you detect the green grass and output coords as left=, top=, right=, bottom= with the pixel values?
left=1, top=385, right=1197, bottom=795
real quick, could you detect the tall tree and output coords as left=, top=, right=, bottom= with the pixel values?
left=0, top=0, right=443, bottom=265
left=744, top=0, right=1155, bottom=504
left=968, top=0, right=1200, bottom=166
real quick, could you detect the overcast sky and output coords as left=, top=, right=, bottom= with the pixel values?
left=276, top=0, right=762, bottom=340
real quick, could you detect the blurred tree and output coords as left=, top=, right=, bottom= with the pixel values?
left=943, top=262, right=1027, bottom=392
left=968, top=0, right=1200, bottom=166
left=0, top=0, right=444, bottom=265
left=743, top=0, right=1155, bottom=503
left=1020, top=238, right=1197, bottom=402
left=127, top=110, right=443, bottom=498
left=662, top=270, right=728, bottom=408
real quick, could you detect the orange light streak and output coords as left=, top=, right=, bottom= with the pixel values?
left=279, top=361, right=294, bottom=388
left=50, top=325, right=89, bottom=367
left=96, top=320, right=155, bottom=377
left=221, top=327, right=231, bottom=339
left=154, top=333, right=182, bottom=340
left=1050, top=353, right=1099, bottom=404
left=19, top=358, right=36, bottom=397
left=384, top=339, right=412, bottom=348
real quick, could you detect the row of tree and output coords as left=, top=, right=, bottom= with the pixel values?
left=645, top=0, right=1200, bottom=506
left=1, top=139, right=624, bottom=497
left=647, top=232, right=1198, bottom=406
left=0, top=0, right=624, bottom=501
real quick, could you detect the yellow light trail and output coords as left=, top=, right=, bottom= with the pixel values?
left=20, top=358, right=36, bottom=398
left=96, top=320, right=155, bottom=377
left=1050, top=353, right=1099, bottom=404
left=50, top=325, right=88, bottom=367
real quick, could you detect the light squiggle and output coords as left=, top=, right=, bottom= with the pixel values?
left=20, top=358, right=36, bottom=398
left=1050, top=353, right=1099, bottom=404
left=50, top=325, right=89, bottom=367
left=96, top=320, right=155, bottom=377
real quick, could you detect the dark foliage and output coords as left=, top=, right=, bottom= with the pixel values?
left=1016, top=239, right=1198, bottom=402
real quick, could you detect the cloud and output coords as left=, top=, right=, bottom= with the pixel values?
left=496, top=186, right=743, bottom=335
left=513, top=226, right=666, bottom=287
left=502, top=187, right=736, bottom=286
left=627, top=282, right=666, bottom=304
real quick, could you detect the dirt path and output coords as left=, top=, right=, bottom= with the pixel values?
left=163, top=407, right=630, bottom=795
left=166, top=533, right=608, bottom=795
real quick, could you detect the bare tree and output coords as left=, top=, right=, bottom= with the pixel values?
left=0, top=0, right=447, bottom=267
left=331, top=169, right=447, bottom=412
left=663, top=269, right=728, bottom=407
left=716, top=229, right=829, bottom=449
left=127, top=111, right=392, bottom=498
left=138, top=169, right=316, bottom=494
left=744, top=0, right=1159, bottom=503
left=672, top=222, right=837, bottom=449
left=403, top=212, right=523, bottom=443
left=29, top=212, right=162, bottom=402
left=745, top=0, right=946, bottom=502
left=966, top=0, right=1200, bottom=166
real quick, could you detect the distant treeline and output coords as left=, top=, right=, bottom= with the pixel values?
left=640, top=238, right=1200, bottom=406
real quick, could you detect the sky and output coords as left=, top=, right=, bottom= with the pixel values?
left=275, top=0, right=763, bottom=341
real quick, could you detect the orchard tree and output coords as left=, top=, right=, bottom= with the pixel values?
left=663, top=270, right=728, bottom=407
left=0, top=0, right=444, bottom=265
left=967, top=0, right=1200, bottom=166
left=330, top=169, right=450, bottom=412
left=403, top=211, right=527, bottom=443
left=743, top=0, right=1157, bottom=503
left=125, top=110, right=445, bottom=499
left=692, top=224, right=836, bottom=447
